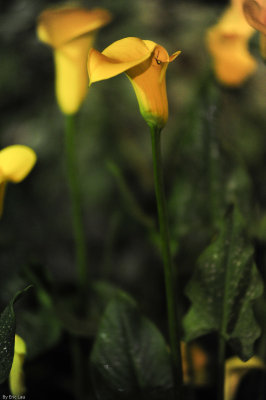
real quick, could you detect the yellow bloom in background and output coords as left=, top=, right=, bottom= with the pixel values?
left=181, top=341, right=209, bottom=386
left=243, top=0, right=266, bottom=57
left=9, top=335, right=27, bottom=396
left=37, top=6, right=111, bottom=115
left=206, top=0, right=256, bottom=87
left=224, top=356, right=264, bottom=400
left=0, top=145, right=37, bottom=217
left=88, top=37, right=180, bottom=129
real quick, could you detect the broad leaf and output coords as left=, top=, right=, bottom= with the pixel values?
left=0, top=286, right=31, bottom=383
left=90, top=294, right=174, bottom=400
left=183, top=206, right=263, bottom=360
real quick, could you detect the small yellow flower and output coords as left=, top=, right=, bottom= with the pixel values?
left=243, top=0, right=266, bottom=57
left=181, top=342, right=209, bottom=386
left=206, top=0, right=256, bottom=87
left=37, top=6, right=111, bottom=115
left=88, top=37, right=180, bottom=129
left=9, top=335, right=27, bottom=396
left=225, top=356, right=264, bottom=400
left=0, top=145, right=36, bottom=217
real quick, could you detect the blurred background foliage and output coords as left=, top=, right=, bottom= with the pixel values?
left=1, top=0, right=266, bottom=397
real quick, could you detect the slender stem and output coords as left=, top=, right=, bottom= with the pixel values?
left=217, top=213, right=233, bottom=400
left=150, top=125, right=184, bottom=399
left=64, top=114, right=88, bottom=292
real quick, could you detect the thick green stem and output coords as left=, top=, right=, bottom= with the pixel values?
left=65, top=114, right=88, bottom=291
left=150, top=125, right=184, bottom=399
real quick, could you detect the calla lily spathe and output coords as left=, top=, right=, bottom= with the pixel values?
left=37, top=6, right=111, bottom=114
left=206, top=0, right=256, bottom=86
left=243, top=0, right=266, bottom=57
left=224, top=356, right=264, bottom=400
left=9, top=335, right=27, bottom=396
left=88, top=37, right=180, bottom=129
left=0, top=145, right=36, bottom=217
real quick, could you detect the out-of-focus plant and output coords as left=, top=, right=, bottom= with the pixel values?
left=206, top=0, right=257, bottom=86
left=37, top=5, right=111, bottom=115
left=243, top=0, right=266, bottom=57
left=181, top=341, right=209, bottom=386
left=37, top=5, right=111, bottom=293
left=0, top=145, right=36, bottom=217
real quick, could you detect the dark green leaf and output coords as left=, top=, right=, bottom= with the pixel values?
left=0, top=286, right=32, bottom=384
left=90, top=293, right=174, bottom=400
left=183, top=206, right=263, bottom=360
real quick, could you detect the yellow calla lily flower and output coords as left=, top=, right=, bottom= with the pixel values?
left=37, top=6, right=111, bottom=115
left=181, top=342, right=209, bottom=386
left=88, top=37, right=180, bottom=129
left=243, top=0, right=266, bottom=57
left=224, top=356, right=264, bottom=400
left=9, top=335, right=27, bottom=396
left=0, top=145, right=36, bottom=217
left=206, top=0, right=256, bottom=87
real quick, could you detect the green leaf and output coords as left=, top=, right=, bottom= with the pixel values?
left=0, top=286, right=32, bottom=384
left=183, top=206, right=263, bottom=361
left=90, top=293, right=174, bottom=400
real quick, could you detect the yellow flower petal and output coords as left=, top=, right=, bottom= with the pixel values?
left=225, top=356, right=264, bottom=400
left=206, top=0, right=256, bottom=86
left=88, top=37, right=180, bottom=129
left=207, top=28, right=256, bottom=86
left=9, top=335, right=27, bottom=396
left=88, top=37, right=154, bottom=84
left=181, top=342, right=209, bottom=386
left=243, top=0, right=266, bottom=57
left=55, top=35, right=94, bottom=114
left=0, top=145, right=36, bottom=183
left=219, top=1, right=254, bottom=37
left=243, top=0, right=266, bottom=34
left=37, top=6, right=111, bottom=114
left=37, top=7, right=111, bottom=48
left=126, top=44, right=180, bottom=128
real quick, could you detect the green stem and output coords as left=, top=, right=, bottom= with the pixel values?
left=217, top=213, right=233, bottom=400
left=150, top=125, right=184, bottom=399
left=65, top=114, right=88, bottom=292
